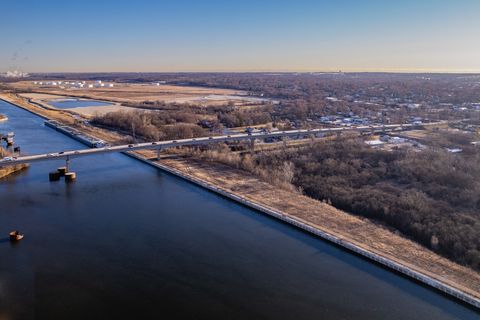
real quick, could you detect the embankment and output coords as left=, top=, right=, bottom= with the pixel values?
left=0, top=164, right=28, bottom=179
left=0, top=148, right=28, bottom=179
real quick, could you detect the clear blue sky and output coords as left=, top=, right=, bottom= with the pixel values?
left=1, top=0, right=479, bottom=73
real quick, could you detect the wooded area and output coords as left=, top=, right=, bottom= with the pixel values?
left=251, top=138, right=480, bottom=270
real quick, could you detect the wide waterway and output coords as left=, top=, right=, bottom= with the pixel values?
left=0, top=99, right=478, bottom=320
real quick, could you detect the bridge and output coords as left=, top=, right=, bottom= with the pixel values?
left=0, top=122, right=434, bottom=168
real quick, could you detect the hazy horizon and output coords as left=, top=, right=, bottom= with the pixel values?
left=2, top=0, right=480, bottom=73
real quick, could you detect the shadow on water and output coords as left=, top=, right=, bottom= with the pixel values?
left=163, top=169, right=480, bottom=317
left=0, top=238, right=23, bottom=248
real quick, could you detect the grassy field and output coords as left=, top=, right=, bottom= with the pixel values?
left=8, top=81, right=258, bottom=106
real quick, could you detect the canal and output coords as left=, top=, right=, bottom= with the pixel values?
left=0, top=100, right=478, bottom=319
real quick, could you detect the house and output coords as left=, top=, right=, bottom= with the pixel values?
left=389, top=137, right=406, bottom=144
left=446, top=148, right=463, bottom=153
left=365, top=139, right=384, bottom=146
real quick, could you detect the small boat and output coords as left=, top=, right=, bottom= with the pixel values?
left=9, top=230, right=24, bottom=241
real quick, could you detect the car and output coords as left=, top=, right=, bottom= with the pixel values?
left=74, top=151, right=80, bottom=155
left=59, top=151, right=65, bottom=155
left=172, top=140, right=177, bottom=143
left=46, top=153, right=55, bottom=158
left=151, top=142, right=157, bottom=145
left=208, top=137, right=213, bottom=140
left=227, top=135, right=231, bottom=138
left=128, top=144, right=134, bottom=148
left=2, top=157, right=13, bottom=161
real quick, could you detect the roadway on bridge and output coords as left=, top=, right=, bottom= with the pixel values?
left=0, top=123, right=429, bottom=167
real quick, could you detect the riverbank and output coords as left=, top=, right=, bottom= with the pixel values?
left=1, top=91, right=480, bottom=309
left=0, top=164, right=28, bottom=179
left=0, top=147, right=28, bottom=179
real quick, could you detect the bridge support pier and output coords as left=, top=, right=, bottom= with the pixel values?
left=157, top=148, right=161, bottom=161
left=65, top=156, right=70, bottom=172
left=249, top=138, right=255, bottom=153
left=309, top=134, right=315, bottom=147
left=49, top=156, right=76, bottom=182
left=282, top=136, right=287, bottom=149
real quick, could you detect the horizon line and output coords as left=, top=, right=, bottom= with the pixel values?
left=6, top=69, right=480, bottom=75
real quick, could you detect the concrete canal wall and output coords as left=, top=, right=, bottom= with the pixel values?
left=44, top=120, right=105, bottom=148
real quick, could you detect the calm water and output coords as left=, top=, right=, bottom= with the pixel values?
left=0, top=100, right=478, bottom=320
left=48, top=99, right=113, bottom=109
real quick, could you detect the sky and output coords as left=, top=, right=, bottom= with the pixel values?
left=1, top=0, right=479, bottom=73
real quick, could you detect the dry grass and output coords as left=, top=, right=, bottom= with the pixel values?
left=9, top=81, right=250, bottom=106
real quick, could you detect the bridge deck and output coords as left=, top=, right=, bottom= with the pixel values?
left=0, top=123, right=433, bottom=167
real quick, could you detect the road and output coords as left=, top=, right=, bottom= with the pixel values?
left=0, top=122, right=435, bottom=167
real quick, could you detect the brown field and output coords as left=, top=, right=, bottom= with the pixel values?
left=18, top=93, right=134, bottom=118
left=398, top=129, right=432, bottom=140
left=8, top=81, right=259, bottom=106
